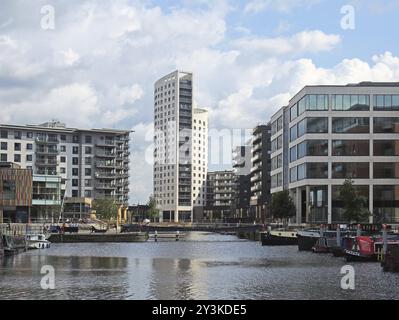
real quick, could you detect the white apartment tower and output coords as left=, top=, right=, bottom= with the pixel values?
left=154, top=71, right=208, bottom=223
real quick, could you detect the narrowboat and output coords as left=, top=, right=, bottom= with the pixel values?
left=260, top=230, right=298, bottom=246
left=297, top=230, right=321, bottom=251
left=344, top=235, right=399, bottom=262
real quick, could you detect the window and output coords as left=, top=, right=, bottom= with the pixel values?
left=72, top=179, right=79, bottom=187
left=1, top=142, right=7, bottom=150
left=332, top=163, right=369, bottom=179
left=60, top=167, right=66, bottom=174
left=290, top=167, right=297, bottom=183
left=85, top=168, right=92, bottom=176
left=85, top=157, right=92, bottom=165
left=60, top=135, right=66, bottom=141
left=27, top=132, right=33, bottom=139
left=26, top=143, right=33, bottom=150
left=297, top=94, right=328, bottom=115
left=271, top=135, right=283, bottom=153
left=2, top=180, right=16, bottom=200
left=307, top=163, right=328, bottom=179
left=14, top=131, right=22, bottom=139
left=307, top=118, right=328, bottom=133
left=0, top=154, right=7, bottom=162
left=332, top=140, right=369, bottom=156
left=374, top=95, right=399, bottom=111
left=332, top=118, right=370, bottom=134
left=60, top=156, right=66, bottom=163
left=272, top=154, right=283, bottom=170
left=374, top=163, right=399, bottom=179
left=26, top=154, right=33, bottom=162
left=85, top=146, right=92, bottom=154
left=84, top=190, right=92, bottom=198
left=290, top=125, right=297, bottom=142
left=84, top=179, right=92, bottom=187
left=72, top=168, right=79, bottom=176
left=290, top=146, right=297, bottom=162
left=297, top=142, right=306, bottom=159
left=290, top=104, right=298, bottom=121
left=298, top=164, right=306, bottom=180
left=14, top=143, right=21, bottom=151
left=72, top=190, right=79, bottom=197
left=0, top=130, right=8, bottom=139
left=85, top=136, right=92, bottom=144
left=14, top=154, right=21, bottom=162
left=60, top=145, right=66, bottom=152
left=374, top=140, right=399, bottom=156
left=277, top=116, right=283, bottom=132
left=374, top=118, right=399, bottom=133
left=72, top=146, right=79, bottom=154
left=72, top=157, right=78, bottom=165
left=332, top=95, right=370, bottom=111
left=73, top=135, right=79, bottom=143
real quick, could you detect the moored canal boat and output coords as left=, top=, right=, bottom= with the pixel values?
left=260, top=230, right=298, bottom=246
left=3, top=234, right=27, bottom=256
left=297, top=230, right=321, bottom=251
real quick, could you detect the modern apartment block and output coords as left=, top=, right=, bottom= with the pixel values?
left=250, top=124, right=272, bottom=222
left=232, top=146, right=251, bottom=220
left=0, top=121, right=131, bottom=210
left=270, top=82, right=399, bottom=225
left=153, top=71, right=208, bottom=222
left=205, top=170, right=236, bottom=221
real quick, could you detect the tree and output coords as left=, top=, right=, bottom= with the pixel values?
left=270, top=191, right=296, bottom=222
left=339, top=179, right=370, bottom=223
left=147, top=196, right=159, bottom=222
left=92, top=198, right=118, bottom=220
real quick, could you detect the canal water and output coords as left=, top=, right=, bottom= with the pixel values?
left=0, top=232, right=398, bottom=300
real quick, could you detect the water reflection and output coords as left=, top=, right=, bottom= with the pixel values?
left=1, top=232, right=399, bottom=300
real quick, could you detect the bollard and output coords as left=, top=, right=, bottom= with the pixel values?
left=357, top=224, right=362, bottom=237
left=176, top=231, right=180, bottom=242
left=320, top=224, right=324, bottom=237
left=383, top=224, right=388, bottom=256
left=336, top=225, right=341, bottom=247
left=155, top=231, right=158, bottom=242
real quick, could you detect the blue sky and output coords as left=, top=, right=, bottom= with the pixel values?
left=0, top=0, right=399, bottom=203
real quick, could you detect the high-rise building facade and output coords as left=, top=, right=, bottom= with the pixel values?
left=250, top=124, right=272, bottom=222
left=153, top=71, right=208, bottom=222
left=232, top=146, right=251, bottom=220
left=205, top=170, right=236, bottom=221
left=0, top=121, right=131, bottom=207
left=270, top=82, right=399, bottom=225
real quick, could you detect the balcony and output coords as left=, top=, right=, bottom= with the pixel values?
left=95, top=151, right=116, bottom=158
left=251, top=164, right=262, bottom=173
left=36, top=160, right=58, bottom=166
left=95, top=172, right=116, bottom=179
left=96, top=140, right=116, bottom=147
left=251, top=173, right=262, bottom=182
left=36, top=149, right=59, bottom=155
left=95, top=161, right=115, bottom=168
left=36, top=137, right=59, bottom=144
left=95, top=183, right=115, bottom=190
left=252, top=153, right=262, bottom=163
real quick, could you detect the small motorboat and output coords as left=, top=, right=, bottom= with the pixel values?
left=25, top=234, right=51, bottom=250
